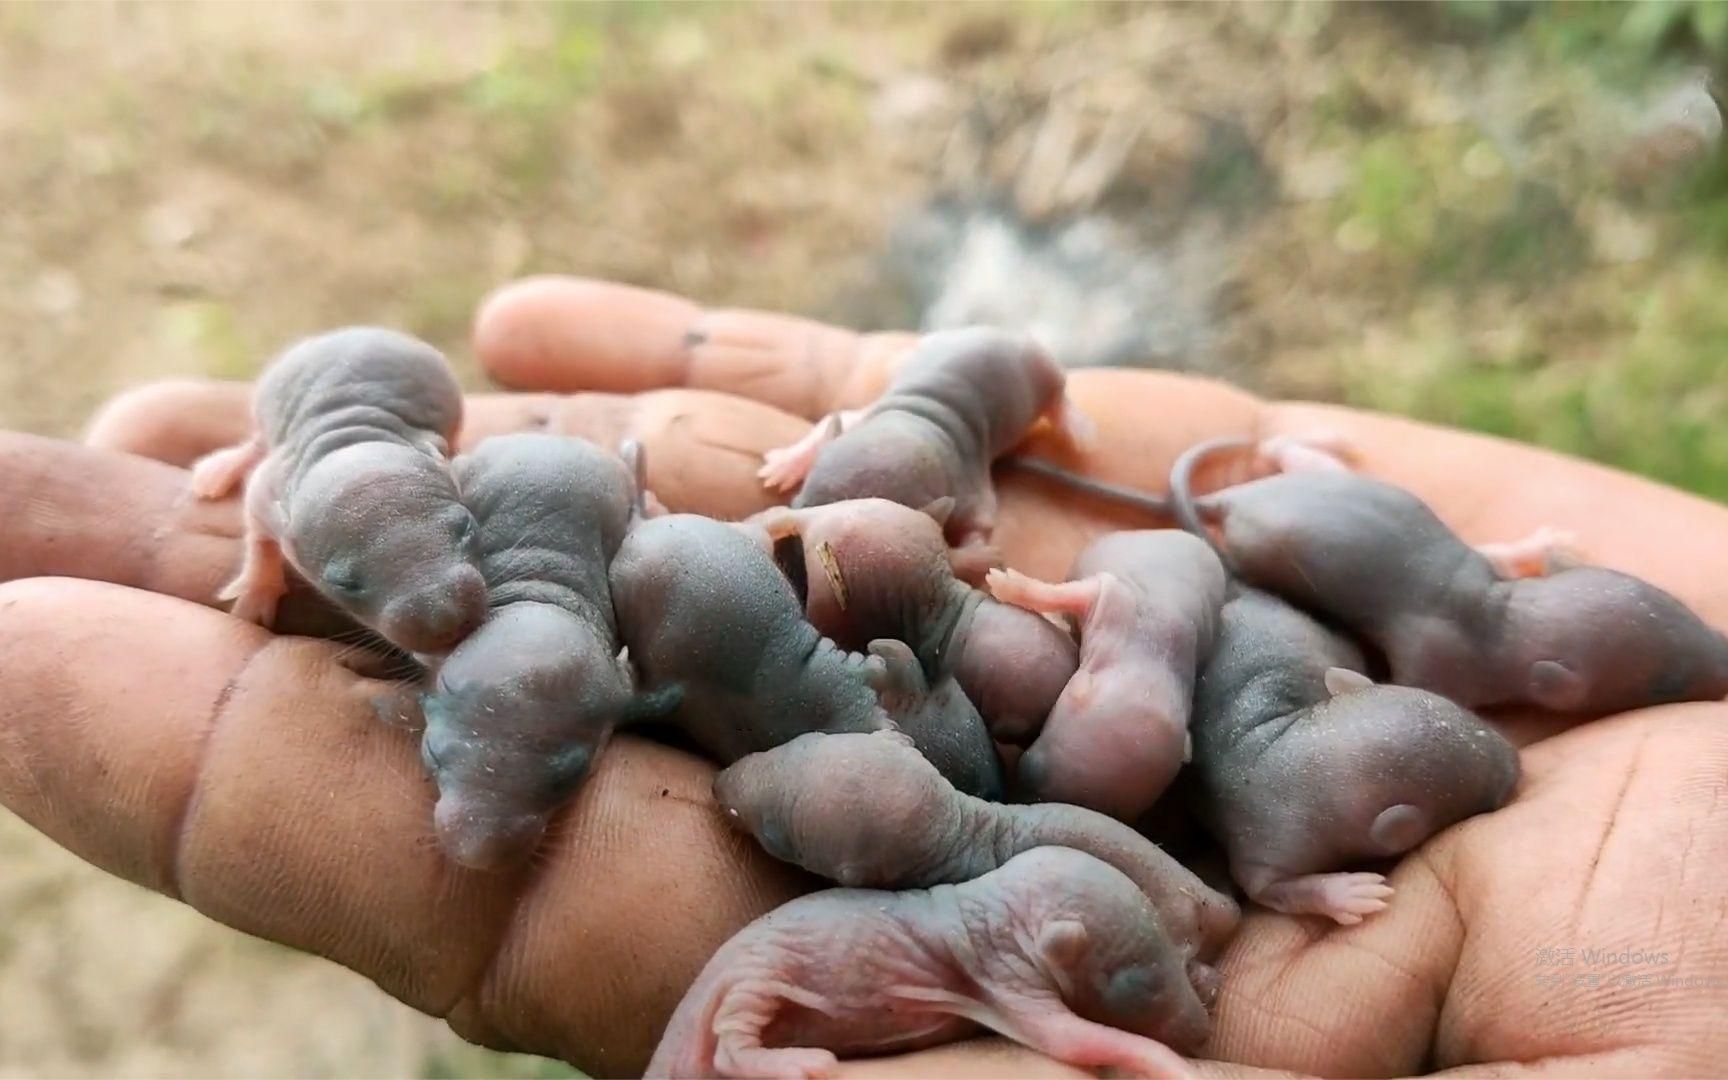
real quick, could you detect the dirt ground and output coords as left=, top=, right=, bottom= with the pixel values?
left=2, top=2, right=1724, bottom=1076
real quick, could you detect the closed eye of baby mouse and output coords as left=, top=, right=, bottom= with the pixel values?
left=322, top=562, right=365, bottom=598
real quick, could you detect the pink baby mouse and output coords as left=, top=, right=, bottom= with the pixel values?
left=758, top=327, right=1093, bottom=570
left=986, top=529, right=1228, bottom=821
left=715, top=730, right=1239, bottom=1005
left=646, top=845, right=1205, bottom=1080
left=189, top=327, right=486, bottom=655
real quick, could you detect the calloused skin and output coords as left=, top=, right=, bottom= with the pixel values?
left=0, top=275, right=1720, bottom=1077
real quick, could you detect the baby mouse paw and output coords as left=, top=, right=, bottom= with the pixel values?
left=1476, top=525, right=1583, bottom=579
left=1047, top=395, right=1099, bottom=453
left=188, top=438, right=266, bottom=500
left=1254, top=870, right=1394, bottom=926
left=756, top=445, right=811, bottom=493
left=1254, top=431, right=1359, bottom=475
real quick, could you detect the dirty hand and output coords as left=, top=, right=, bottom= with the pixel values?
left=2, top=277, right=1725, bottom=1078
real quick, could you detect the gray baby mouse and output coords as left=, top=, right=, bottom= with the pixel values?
left=757, top=327, right=1093, bottom=572
left=608, top=513, right=1002, bottom=796
left=1191, top=587, right=1520, bottom=924
left=1170, top=436, right=1728, bottom=716
left=190, top=326, right=486, bottom=654
left=413, top=435, right=681, bottom=870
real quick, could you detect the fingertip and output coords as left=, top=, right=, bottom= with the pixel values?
left=473, top=275, right=702, bottom=394
left=84, top=379, right=253, bottom=465
left=623, top=390, right=809, bottom=520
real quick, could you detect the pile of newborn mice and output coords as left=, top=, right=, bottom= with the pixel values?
left=193, top=324, right=1728, bottom=1079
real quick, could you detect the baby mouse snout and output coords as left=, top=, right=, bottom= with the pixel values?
left=383, top=564, right=487, bottom=654
left=434, top=797, right=547, bottom=872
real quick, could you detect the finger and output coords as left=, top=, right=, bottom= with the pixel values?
left=77, top=383, right=809, bottom=524
left=833, top=1039, right=1090, bottom=1078
left=0, top=578, right=810, bottom=1076
left=78, top=372, right=1254, bottom=585
left=54, top=389, right=802, bottom=636
left=79, top=368, right=1728, bottom=626
left=474, top=276, right=919, bottom=417
left=0, top=433, right=349, bottom=637
left=84, top=379, right=253, bottom=467
left=1198, top=850, right=1462, bottom=1077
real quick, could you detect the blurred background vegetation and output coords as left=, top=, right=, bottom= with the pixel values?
left=1, top=1, right=1725, bottom=1076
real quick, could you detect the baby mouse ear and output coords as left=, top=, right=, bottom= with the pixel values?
left=870, top=724, right=919, bottom=749
left=1036, top=919, right=1090, bottom=973
left=919, top=496, right=957, bottom=527
left=1324, top=667, right=1375, bottom=696
left=1528, top=660, right=1587, bottom=712
left=865, top=640, right=927, bottom=695
left=414, top=434, right=451, bottom=464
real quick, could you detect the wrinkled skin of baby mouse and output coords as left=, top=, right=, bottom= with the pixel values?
left=1190, top=588, right=1520, bottom=925
left=1192, top=470, right=1728, bottom=715
left=714, top=730, right=1239, bottom=992
left=754, top=498, right=1077, bottom=746
left=993, top=530, right=1227, bottom=820
left=419, top=603, right=669, bottom=871
left=190, top=326, right=487, bottom=654
left=645, top=846, right=1207, bottom=1080
left=761, top=326, right=1089, bottom=555
left=285, top=444, right=486, bottom=654
left=1490, top=568, right=1728, bottom=715
left=609, top=515, right=990, bottom=790
left=408, top=432, right=682, bottom=870
left=860, top=640, right=1004, bottom=800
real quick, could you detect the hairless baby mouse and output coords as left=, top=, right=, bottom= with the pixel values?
left=413, top=434, right=681, bottom=870
left=715, top=729, right=1239, bottom=1000
left=1170, top=437, right=1728, bottom=715
left=190, top=327, right=486, bottom=654
left=647, top=846, right=1206, bottom=1080
left=608, top=514, right=1003, bottom=796
left=986, top=530, right=1228, bottom=820
left=1191, top=587, right=1520, bottom=924
left=757, top=327, right=1093, bottom=565
left=747, top=498, right=1078, bottom=746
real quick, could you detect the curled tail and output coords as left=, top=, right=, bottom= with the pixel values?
left=1002, top=457, right=1172, bottom=518
left=1168, top=436, right=1252, bottom=570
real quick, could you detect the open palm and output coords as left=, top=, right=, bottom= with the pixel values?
left=2, top=277, right=1722, bottom=1077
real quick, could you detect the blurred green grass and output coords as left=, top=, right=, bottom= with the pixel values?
left=1307, top=1, right=1728, bottom=502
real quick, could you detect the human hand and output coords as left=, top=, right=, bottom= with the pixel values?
left=2, top=277, right=1724, bottom=1077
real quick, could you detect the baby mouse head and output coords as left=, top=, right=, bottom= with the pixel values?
left=712, top=729, right=950, bottom=887
left=1509, top=569, right=1728, bottom=715
left=952, top=599, right=1079, bottom=745
left=419, top=606, right=679, bottom=871
left=863, top=639, right=1004, bottom=799
left=290, top=443, right=485, bottom=654
left=1011, top=848, right=1212, bottom=1053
